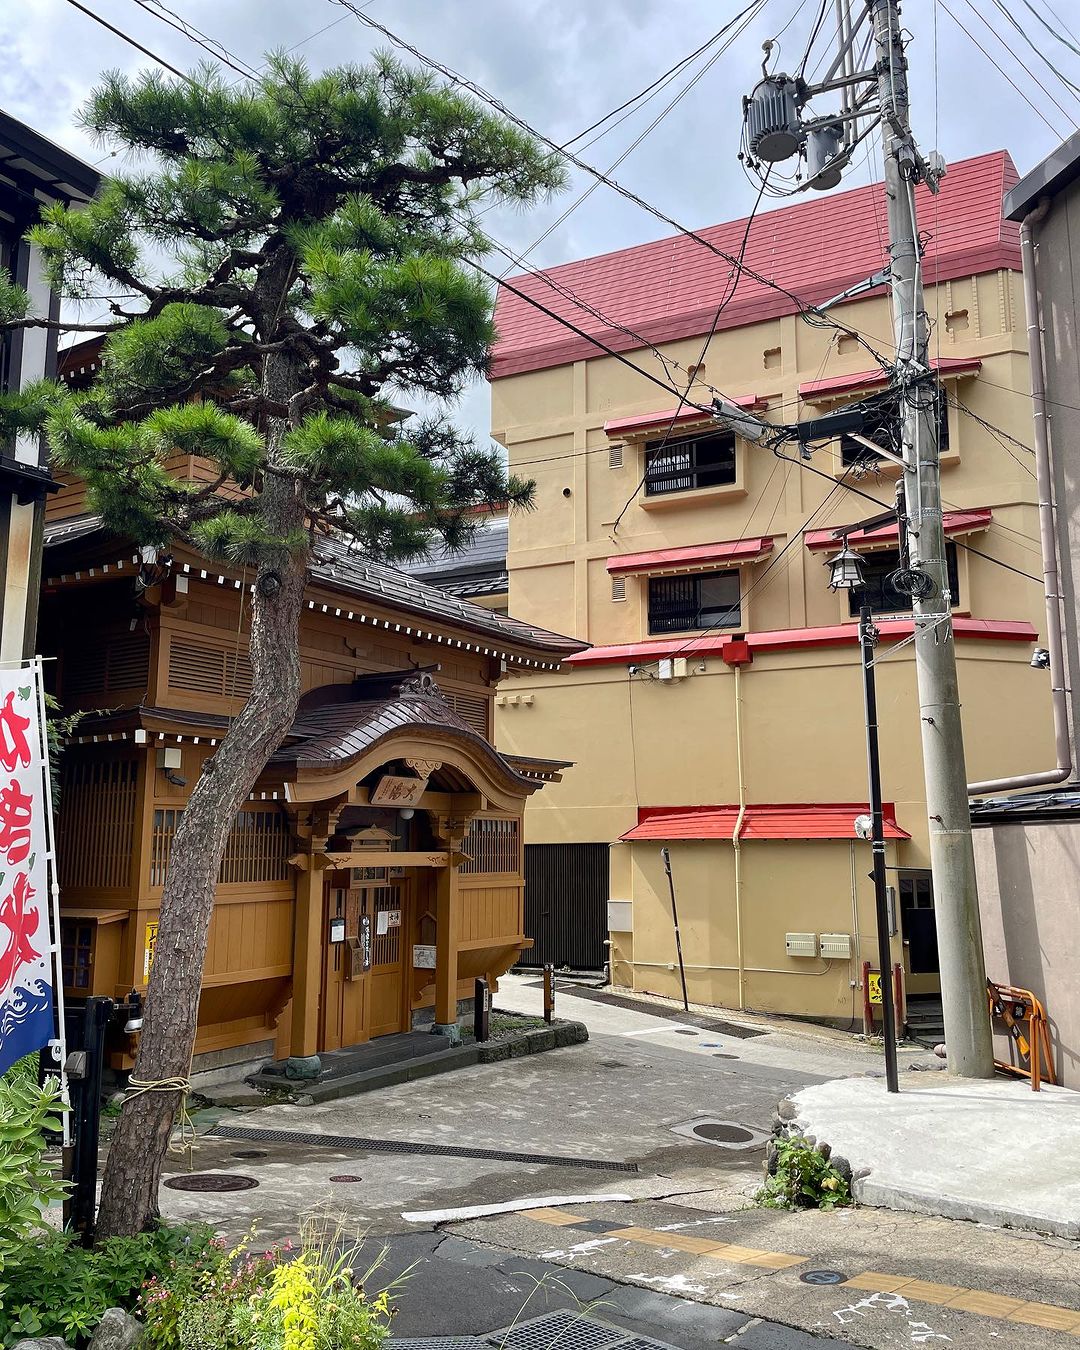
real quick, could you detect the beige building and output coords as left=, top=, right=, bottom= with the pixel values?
left=491, top=150, right=1055, bottom=1028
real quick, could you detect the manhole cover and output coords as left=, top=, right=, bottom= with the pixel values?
left=163, top=1173, right=259, bottom=1192
left=800, top=1270, right=846, bottom=1285
left=230, top=1149, right=267, bottom=1159
left=669, top=1116, right=768, bottom=1149
left=691, top=1122, right=755, bottom=1144
left=330, top=1174, right=364, bottom=1183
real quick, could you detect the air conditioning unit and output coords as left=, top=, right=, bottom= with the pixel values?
left=819, top=932, right=852, bottom=959
left=785, top=932, right=818, bottom=957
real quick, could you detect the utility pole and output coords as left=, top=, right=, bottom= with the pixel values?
left=868, top=0, right=993, bottom=1077
left=733, top=0, right=994, bottom=1076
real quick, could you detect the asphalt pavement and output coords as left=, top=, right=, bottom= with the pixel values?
left=151, top=974, right=1080, bottom=1348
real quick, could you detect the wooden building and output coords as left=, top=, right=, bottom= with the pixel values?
left=42, top=467, right=583, bottom=1071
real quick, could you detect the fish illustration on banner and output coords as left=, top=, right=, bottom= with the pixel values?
left=0, top=672, right=53, bottom=1078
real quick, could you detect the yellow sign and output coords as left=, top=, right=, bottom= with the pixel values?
left=143, top=921, right=159, bottom=981
left=868, top=971, right=882, bottom=1005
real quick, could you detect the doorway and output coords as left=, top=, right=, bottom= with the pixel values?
left=320, top=877, right=409, bottom=1050
left=899, top=870, right=939, bottom=974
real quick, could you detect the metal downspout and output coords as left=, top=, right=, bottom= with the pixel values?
left=969, top=198, right=1072, bottom=795
left=732, top=663, right=747, bottom=1009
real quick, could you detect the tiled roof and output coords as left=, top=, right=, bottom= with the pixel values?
left=270, top=681, right=535, bottom=793
left=43, top=515, right=581, bottom=660
left=798, top=356, right=983, bottom=401
left=607, top=536, right=773, bottom=576
left=621, top=803, right=909, bottom=842
left=492, top=151, right=1021, bottom=378
left=399, top=516, right=508, bottom=580
left=804, top=508, right=993, bottom=551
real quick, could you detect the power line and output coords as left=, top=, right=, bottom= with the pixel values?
left=964, top=0, right=1080, bottom=123
left=327, top=0, right=893, bottom=371
left=127, top=0, right=260, bottom=78
left=939, top=0, right=1068, bottom=139
left=62, top=0, right=192, bottom=80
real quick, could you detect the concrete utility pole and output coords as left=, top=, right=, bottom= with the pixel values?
left=868, top=0, right=994, bottom=1077
left=733, top=0, right=995, bottom=1076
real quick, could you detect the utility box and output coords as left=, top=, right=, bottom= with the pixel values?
left=608, top=899, right=633, bottom=932
left=785, top=932, right=818, bottom=957
left=819, top=932, right=853, bottom=959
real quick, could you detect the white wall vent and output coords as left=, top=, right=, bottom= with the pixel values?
left=608, top=443, right=624, bottom=469
left=611, top=575, right=627, bottom=601
left=785, top=932, right=818, bottom=957
left=819, top=932, right=852, bottom=959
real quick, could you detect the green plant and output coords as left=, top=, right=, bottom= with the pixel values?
left=0, top=1070, right=67, bottom=1273
left=756, top=1136, right=852, bottom=1211
left=141, top=1230, right=275, bottom=1350
left=0, top=1224, right=219, bottom=1347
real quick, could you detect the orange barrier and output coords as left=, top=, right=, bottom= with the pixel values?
left=987, top=980, right=1055, bottom=1091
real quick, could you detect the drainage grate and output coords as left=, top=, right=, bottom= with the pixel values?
left=208, top=1125, right=638, bottom=1173
left=393, top=1340, right=490, bottom=1350
left=163, top=1173, right=258, bottom=1192
left=489, top=1312, right=628, bottom=1350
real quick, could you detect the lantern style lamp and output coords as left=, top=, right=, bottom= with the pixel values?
left=826, top=543, right=866, bottom=591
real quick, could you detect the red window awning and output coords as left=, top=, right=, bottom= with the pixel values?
left=621, top=803, right=910, bottom=842
left=804, top=507, right=992, bottom=552
left=607, top=536, right=773, bottom=577
left=604, top=395, right=762, bottom=440
left=799, top=356, right=982, bottom=402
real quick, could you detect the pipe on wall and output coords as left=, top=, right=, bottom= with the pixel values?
left=732, top=663, right=747, bottom=1009
left=969, top=197, right=1073, bottom=795
left=629, top=960, right=835, bottom=977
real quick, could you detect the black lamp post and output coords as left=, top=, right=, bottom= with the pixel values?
left=826, top=542, right=900, bottom=1093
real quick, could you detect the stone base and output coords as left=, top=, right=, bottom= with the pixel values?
left=430, top=1022, right=462, bottom=1046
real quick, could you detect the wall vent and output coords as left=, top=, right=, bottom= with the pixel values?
left=608, top=443, right=624, bottom=469
left=611, top=575, right=627, bottom=602
left=443, top=689, right=491, bottom=740
left=169, top=637, right=252, bottom=699
left=65, top=632, right=150, bottom=698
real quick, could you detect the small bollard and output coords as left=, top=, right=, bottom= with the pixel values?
left=474, top=977, right=490, bottom=1042
left=543, top=963, right=555, bottom=1024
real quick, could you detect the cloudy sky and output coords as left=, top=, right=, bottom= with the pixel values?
left=1, top=0, right=1074, bottom=438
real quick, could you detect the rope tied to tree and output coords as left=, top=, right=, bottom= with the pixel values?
left=125, top=1075, right=198, bottom=1165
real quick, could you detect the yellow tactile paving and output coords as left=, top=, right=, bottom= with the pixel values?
left=521, top=1214, right=1080, bottom=1336
left=1005, top=1303, right=1080, bottom=1333
left=525, top=1208, right=582, bottom=1226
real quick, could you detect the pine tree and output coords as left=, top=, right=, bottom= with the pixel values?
left=0, top=53, right=563, bottom=1237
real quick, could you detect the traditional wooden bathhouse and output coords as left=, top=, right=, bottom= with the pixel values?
left=41, top=447, right=582, bottom=1072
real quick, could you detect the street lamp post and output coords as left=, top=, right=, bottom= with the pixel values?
left=827, top=545, right=901, bottom=1093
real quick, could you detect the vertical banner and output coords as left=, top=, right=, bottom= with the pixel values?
left=0, top=666, right=53, bottom=1078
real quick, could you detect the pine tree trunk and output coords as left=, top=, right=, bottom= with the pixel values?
left=95, top=328, right=308, bottom=1237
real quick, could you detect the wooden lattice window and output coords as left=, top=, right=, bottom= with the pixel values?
left=461, top=817, right=520, bottom=875
left=151, top=808, right=288, bottom=887
left=443, top=690, right=490, bottom=739
left=64, top=633, right=150, bottom=699
left=168, top=637, right=253, bottom=699
left=58, top=759, right=138, bottom=889
left=60, top=917, right=94, bottom=992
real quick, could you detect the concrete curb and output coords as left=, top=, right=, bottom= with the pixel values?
left=248, top=1020, right=589, bottom=1104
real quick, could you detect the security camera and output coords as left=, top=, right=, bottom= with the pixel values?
left=1030, top=647, right=1051, bottom=670
left=854, top=814, right=873, bottom=840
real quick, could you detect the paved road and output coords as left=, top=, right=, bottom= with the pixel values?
left=156, top=976, right=1080, bottom=1349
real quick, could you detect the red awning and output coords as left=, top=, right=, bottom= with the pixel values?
left=565, top=615, right=1036, bottom=668
left=604, top=395, right=761, bottom=439
left=805, top=507, right=992, bottom=551
left=621, top=804, right=910, bottom=842
left=607, top=537, right=773, bottom=577
left=799, top=356, right=982, bottom=401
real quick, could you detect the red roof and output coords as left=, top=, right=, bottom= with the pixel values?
left=564, top=616, right=1037, bottom=668
left=604, top=397, right=761, bottom=438
left=492, top=152, right=1020, bottom=378
left=621, top=803, right=910, bottom=842
left=607, top=536, right=773, bottom=576
left=799, top=357, right=983, bottom=401
left=804, top=508, right=993, bottom=551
